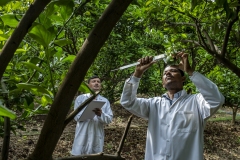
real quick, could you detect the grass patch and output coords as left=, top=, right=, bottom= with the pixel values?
left=209, top=114, right=240, bottom=122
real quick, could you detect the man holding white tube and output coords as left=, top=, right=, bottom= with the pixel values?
left=120, top=52, right=225, bottom=160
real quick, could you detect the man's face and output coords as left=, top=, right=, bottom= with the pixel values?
left=162, top=66, right=185, bottom=90
left=88, top=78, right=101, bottom=92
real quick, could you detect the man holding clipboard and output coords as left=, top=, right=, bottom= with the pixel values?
left=71, top=75, right=113, bottom=156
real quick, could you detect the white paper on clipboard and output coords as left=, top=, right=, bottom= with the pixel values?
left=79, top=100, right=106, bottom=121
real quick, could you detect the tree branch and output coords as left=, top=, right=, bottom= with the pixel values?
left=203, top=30, right=216, bottom=53
left=221, top=1, right=240, bottom=57
left=194, top=20, right=209, bottom=50
left=202, top=45, right=240, bottom=77
left=1, top=80, right=11, bottom=160
left=181, top=40, right=202, bottom=47
left=26, top=60, right=44, bottom=83
left=214, top=44, right=221, bottom=54
left=170, top=6, right=196, bottom=20
left=166, top=22, right=196, bottom=27
left=169, top=3, right=240, bottom=78
left=116, top=115, right=133, bottom=157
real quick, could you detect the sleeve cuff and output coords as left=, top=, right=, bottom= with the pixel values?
left=127, top=75, right=141, bottom=83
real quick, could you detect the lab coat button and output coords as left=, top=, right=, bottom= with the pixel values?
left=167, top=139, right=170, bottom=142
left=167, top=124, right=170, bottom=127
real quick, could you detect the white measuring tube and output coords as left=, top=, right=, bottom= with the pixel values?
left=111, top=54, right=166, bottom=71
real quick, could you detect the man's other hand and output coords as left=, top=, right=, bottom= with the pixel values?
left=93, top=108, right=102, bottom=116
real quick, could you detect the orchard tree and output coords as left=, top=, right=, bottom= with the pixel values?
left=208, top=66, right=240, bottom=124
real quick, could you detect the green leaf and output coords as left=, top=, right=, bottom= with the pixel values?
left=54, top=39, right=73, bottom=47
left=0, top=101, right=16, bottom=119
left=23, top=100, right=34, bottom=110
left=79, top=82, right=93, bottom=94
left=55, top=46, right=63, bottom=60
left=45, top=47, right=57, bottom=58
left=181, top=33, right=187, bottom=38
left=84, top=11, right=91, bottom=16
left=41, top=95, right=53, bottom=107
left=46, top=0, right=74, bottom=24
left=44, top=1, right=55, bottom=17
left=0, top=14, right=19, bottom=27
left=30, top=57, right=42, bottom=65
left=61, top=55, right=76, bottom=63
left=10, top=1, right=22, bottom=10
left=38, top=14, right=53, bottom=30
left=16, top=83, right=52, bottom=96
left=28, top=24, right=55, bottom=47
left=15, top=48, right=27, bottom=54
left=33, top=107, right=49, bottom=114
left=146, top=0, right=152, bottom=6
left=21, top=62, right=45, bottom=73
left=0, top=34, right=9, bottom=41
left=9, top=88, right=22, bottom=95
left=24, top=94, right=34, bottom=106
left=58, top=0, right=74, bottom=21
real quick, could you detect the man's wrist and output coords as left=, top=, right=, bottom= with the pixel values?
left=133, top=71, right=143, bottom=78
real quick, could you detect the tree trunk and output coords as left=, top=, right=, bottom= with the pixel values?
left=116, top=115, right=133, bottom=157
left=232, top=106, right=238, bottom=125
left=0, top=0, right=52, bottom=80
left=28, top=0, right=133, bottom=159
left=1, top=117, right=10, bottom=160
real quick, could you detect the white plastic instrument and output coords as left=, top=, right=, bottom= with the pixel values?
left=111, top=54, right=166, bottom=71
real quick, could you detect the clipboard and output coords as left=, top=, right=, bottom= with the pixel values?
left=79, top=100, right=106, bottom=121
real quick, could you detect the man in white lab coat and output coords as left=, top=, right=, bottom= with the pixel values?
left=120, top=52, right=225, bottom=160
left=71, top=75, right=113, bottom=155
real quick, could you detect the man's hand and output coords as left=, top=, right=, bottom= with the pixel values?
left=92, top=108, right=102, bottom=117
left=175, top=52, right=194, bottom=76
left=133, top=56, right=156, bottom=78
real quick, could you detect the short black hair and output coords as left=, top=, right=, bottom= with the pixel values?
left=165, top=65, right=185, bottom=77
left=178, top=69, right=184, bottom=77
left=87, top=75, right=100, bottom=84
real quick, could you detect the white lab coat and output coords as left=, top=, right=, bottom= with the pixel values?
left=120, top=72, right=225, bottom=160
left=71, top=94, right=113, bottom=155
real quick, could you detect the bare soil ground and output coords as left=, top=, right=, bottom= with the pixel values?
left=1, top=105, right=240, bottom=160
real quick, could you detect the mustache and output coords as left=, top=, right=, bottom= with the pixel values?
left=166, top=75, right=173, bottom=78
